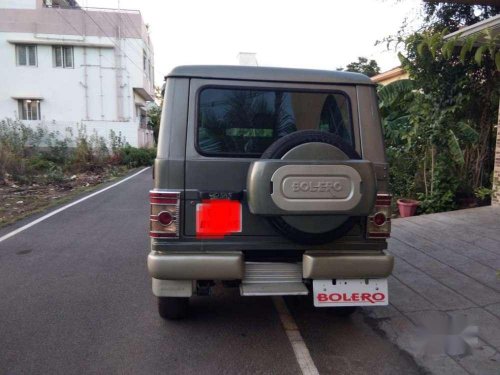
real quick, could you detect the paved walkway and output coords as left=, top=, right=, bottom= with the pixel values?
left=365, top=206, right=500, bottom=375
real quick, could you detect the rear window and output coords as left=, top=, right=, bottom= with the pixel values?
left=197, top=87, right=353, bottom=157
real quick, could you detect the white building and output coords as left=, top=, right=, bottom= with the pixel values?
left=0, top=0, right=155, bottom=148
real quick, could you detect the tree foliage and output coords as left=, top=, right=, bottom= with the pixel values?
left=380, top=3, right=499, bottom=213
left=423, top=2, right=499, bottom=32
left=340, top=57, right=381, bottom=77
left=148, top=104, right=161, bottom=144
left=148, top=86, right=163, bottom=144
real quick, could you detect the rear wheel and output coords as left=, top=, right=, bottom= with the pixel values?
left=158, top=297, right=189, bottom=320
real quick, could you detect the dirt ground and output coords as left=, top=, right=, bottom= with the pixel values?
left=0, top=168, right=129, bottom=228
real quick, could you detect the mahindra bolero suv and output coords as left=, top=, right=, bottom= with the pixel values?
left=148, top=65, right=393, bottom=319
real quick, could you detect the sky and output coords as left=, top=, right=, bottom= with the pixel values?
left=83, top=0, right=423, bottom=86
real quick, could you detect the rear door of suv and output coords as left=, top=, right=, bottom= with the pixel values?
left=183, top=78, right=361, bottom=238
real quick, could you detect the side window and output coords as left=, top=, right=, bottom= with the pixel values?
left=197, top=87, right=353, bottom=157
left=53, top=46, right=74, bottom=68
left=16, top=45, right=37, bottom=67
left=319, top=94, right=353, bottom=145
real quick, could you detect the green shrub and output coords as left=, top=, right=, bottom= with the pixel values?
left=67, top=126, right=111, bottom=172
left=119, top=146, right=156, bottom=167
left=45, top=138, right=71, bottom=165
left=418, top=190, right=456, bottom=214
left=109, top=130, right=126, bottom=154
left=0, top=120, right=49, bottom=182
left=25, top=157, right=65, bottom=183
left=0, top=120, right=155, bottom=184
left=27, top=156, right=54, bottom=172
left=474, top=187, right=492, bottom=200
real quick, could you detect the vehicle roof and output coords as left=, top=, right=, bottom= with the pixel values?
left=166, top=65, right=374, bottom=86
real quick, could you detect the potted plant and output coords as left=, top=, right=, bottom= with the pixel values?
left=397, top=198, right=419, bottom=217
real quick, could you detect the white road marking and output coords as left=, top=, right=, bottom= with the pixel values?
left=0, top=167, right=150, bottom=244
left=272, top=296, right=320, bottom=375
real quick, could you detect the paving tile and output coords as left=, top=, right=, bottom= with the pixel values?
left=447, top=308, right=500, bottom=352
left=485, top=303, right=500, bottom=319
left=428, top=212, right=500, bottom=243
left=469, top=237, right=500, bottom=256
left=377, top=315, right=419, bottom=351
left=451, top=262, right=500, bottom=293
left=386, top=276, right=436, bottom=313
left=409, top=215, right=500, bottom=259
left=376, top=314, right=468, bottom=375
left=455, top=340, right=500, bottom=375
left=446, top=206, right=500, bottom=220
left=389, top=238, right=500, bottom=306
left=392, top=224, right=486, bottom=267
left=394, top=220, right=500, bottom=265
left=403, top=311, right=498, bottom=375
left=416, top=355, right=470, bottom=375
left=392, top=259, right=476, bottom=311
left=376, top=208, right=500, bottom=375
left=392, top=227, right=500, bottom=292
left=430, top=269, right=500, bottom=307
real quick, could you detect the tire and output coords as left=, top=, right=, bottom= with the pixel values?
left=261, top=130, right=361, bottom=245
left=261, top=130, right=360, bottom=160
left=329, top=306, right=358, bottom=317
left=158, top=297, right=189, bottom=320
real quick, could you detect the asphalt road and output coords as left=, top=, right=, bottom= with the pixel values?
left=0, top=169, right=422, bottom=375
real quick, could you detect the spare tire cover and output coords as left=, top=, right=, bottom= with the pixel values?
left=260, top=130, right=360, bottom=245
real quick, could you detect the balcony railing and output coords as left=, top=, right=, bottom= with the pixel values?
left=43, top=0, right=141, bottom=15
left=43, top=0, right=80, bottom=9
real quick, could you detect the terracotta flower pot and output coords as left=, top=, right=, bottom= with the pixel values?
left=397, top=199, right=419, bottom=218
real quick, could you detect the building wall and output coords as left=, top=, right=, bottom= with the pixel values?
left=375, top=72, right=409, bottom=86
left=0, top=4, right=155, bottom=148
left=0, top=0, right=36, bottom=9
left=493, top=102, right=500, bottom=206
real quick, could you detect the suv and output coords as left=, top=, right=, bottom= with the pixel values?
left=148, top=65, right=394, bottom=319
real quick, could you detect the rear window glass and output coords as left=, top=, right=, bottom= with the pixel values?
left=197, top=87, right=353, bottom=156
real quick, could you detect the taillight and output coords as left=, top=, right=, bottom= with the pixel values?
left=150, top=190, right=180, bottom=239
left=367, top=194, right=392, bottom=239
left=157, top=211, right=173, bottom=226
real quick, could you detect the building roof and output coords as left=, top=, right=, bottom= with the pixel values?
left=371, top=67, right=407, bottom=84
left=444, top=14, right=500, bottom=45
left=167, top=65, right=374, bottom=85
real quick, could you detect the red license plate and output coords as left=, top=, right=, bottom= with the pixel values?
left=196, top=200, right=242, bottom=238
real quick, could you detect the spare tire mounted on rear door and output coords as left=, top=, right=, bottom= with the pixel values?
left=247, top=130, right=376, bottom=245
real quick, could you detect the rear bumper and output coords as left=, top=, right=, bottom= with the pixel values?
left=302, top=252, right=394, bottom=278
left=148, top=252, right=245, bottom=280
left=148, top=250, right=393, bottom=280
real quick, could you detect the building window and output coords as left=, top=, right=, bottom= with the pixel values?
left=53, top=46, right=74, bottom=68
left=18, top=99, right=41, bottom=120
left=143, top=49, right=147, bottom=71
left=16, top=45, right=37, bottom=66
